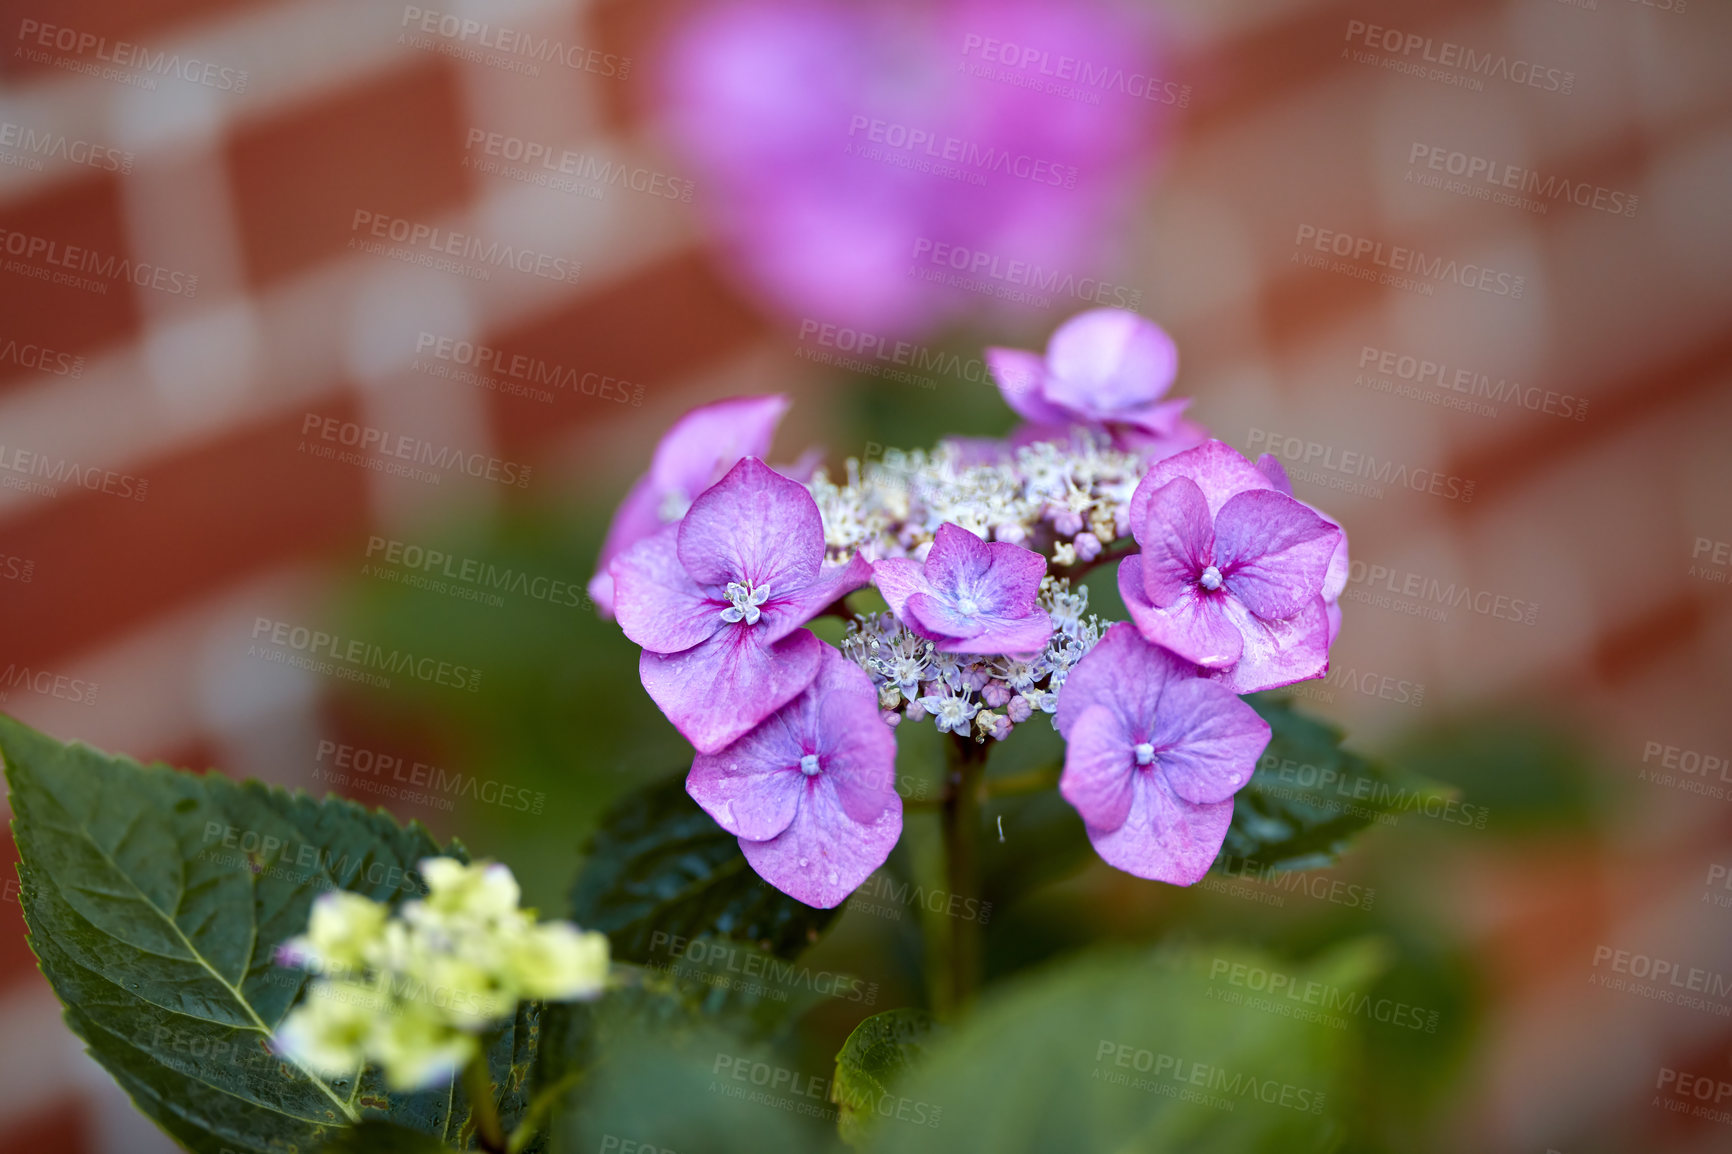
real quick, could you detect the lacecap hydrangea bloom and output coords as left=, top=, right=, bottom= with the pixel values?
left=599, top=309, right=1348, bottom=903
left=273, top=859, right=609, bottom=1090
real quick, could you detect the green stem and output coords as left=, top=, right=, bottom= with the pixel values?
left=939, top=733, right=989, bottom=1016
left=984, top=761, right=1061, bottom=798
left=463, top=1049, right=507, bottom=1154
left=506, top=1068, right=585, bottom=1154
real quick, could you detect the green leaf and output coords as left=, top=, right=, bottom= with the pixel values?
left=1219, top=696, right=1452, bottom=874
left=320, top=1120, right=459, bottom=1152
left=0, top=714, right=537, bottom=1153
left=570, top=774, right=839, bottom=964
left=861, top=943, right=1383, bottom=1154
left=833, top=1009, right=946, bottom=1147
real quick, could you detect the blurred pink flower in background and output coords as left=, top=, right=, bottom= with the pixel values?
left=653, top=0, right=1173, bottom=335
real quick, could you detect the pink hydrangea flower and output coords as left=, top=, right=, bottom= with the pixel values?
left=611, top=457, right=871, bottom=753
left=589, top=395, right=791, bottom=617
left=1055, top=623, right=1270, bottom=884
left=652, top=0, right=1169, bottom=336
left=1118, top=441, right=1342, bottom=693
left=688, top=647, right=902, bottom=907
left=1253, top=452, right=1349, bottom=645
left=872, top=523, right=1051, bottom=654
left=986, top=309, right=1208, bottom=455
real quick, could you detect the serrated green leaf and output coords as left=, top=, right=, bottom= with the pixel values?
left=1218, top=696, right=1451, bottom=873
left=570, top=775, right=838, bottom=964
left=319, top=1119, right=459, bottom=1152
left=832, top=1009, right=946, bottom=1147
left=0, top=714, right=536, bottom=1153
left=862, top=944, right=1381, bottom=1154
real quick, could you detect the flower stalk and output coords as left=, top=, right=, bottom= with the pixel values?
left=940, top=733, right=990, bottom=1016
left=463, top=1050, right=507, bottom=1154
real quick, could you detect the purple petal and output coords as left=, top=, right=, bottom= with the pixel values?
left=589, top=472, right=665, bottom=618
left=1253, top=452, right=1293, bottom=496
left=611, top=527, right=720, bottom=654
left=1147, top=679, right=1270, bottom=806
left=1210, top=596, right=1330, bottom=694
left=639, top=627, right=823, bottom=753
left=905, top=594, right=1053, bottom=655
left=921, top=523, right=995, bottom=597
left=677, top=457, right=824, bottom=590
left=985, top=347, right=1070, bottom=425
left=870, top=558, right=928, bottom=619
left=687, top=716, right=808, bottom=842
left=1054, top=620, right=1182, bottom=738
left=1212, top=489, right=1340, bottom=621
left=1118, top=555, right=1243, bottom=670
left=1255, top=452, right=1348, bottom=603
left=650, top=394, right=789, bottom=495
left=1042, top=309, right=1178, bottom=416
left=739, top=779, right=903, bottom=908
left=1083, top=774, right=1233, bottom=885
left=1059, top=705, right=1136, bottom=831
left=1128, top=440, right=1275, bottom=529
left=761, top=553, right=873, bottom=642
left=811, top=653, right=900, bottom=824
left=1133, top=478, right=1215, bottom=606
left=1106, top=397, right=1191, bottom=436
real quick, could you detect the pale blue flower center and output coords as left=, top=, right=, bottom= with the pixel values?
left=799, top=754, right=821, bottom=776
left=1134, top=742, right=1155, bottom=766
left=955, top=594, right=981, bottom=615
left=1198, top=565, right=1223, bottom=592
left=720, top=581, right=771, bottom=625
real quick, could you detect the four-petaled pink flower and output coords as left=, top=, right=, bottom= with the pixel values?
left=1055, top=623, right=1270, bottom=884
left=611, top=456, right=870, bottom=753
left=986, top=309, right=1207, bottom=455
left=688, top=647, right=902, bottom=908
left=872, top=523, right=1052, bottom=654
left=588, top=395, right=791, bottom=618
left=1117, top=441, right=1342, bottom=694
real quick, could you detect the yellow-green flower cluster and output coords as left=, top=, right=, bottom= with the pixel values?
left=272, top=858, right=609, bottom=1089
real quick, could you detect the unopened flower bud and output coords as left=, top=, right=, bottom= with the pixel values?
left=982, top=680, right=1012, bottom=708
left=1074, top=532, right=1102, bottom=562
left=1052, top=509, right=1083, bottom=537
left=1007, top=694, right=1033, bottom=724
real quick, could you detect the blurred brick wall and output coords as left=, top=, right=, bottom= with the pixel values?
left=0, top=0, right=1728, bottom=1150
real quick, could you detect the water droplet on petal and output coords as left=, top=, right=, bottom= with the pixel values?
left=798, top=858, right=809, bottom=868
left=827, top=872, right=838, bottom=887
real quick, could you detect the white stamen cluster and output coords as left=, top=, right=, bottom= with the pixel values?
left=721, top=580, right=770, bottom=624
left=840, top=578, right=1107, bottom=743
left=806, top=432, right=1143, bottom=566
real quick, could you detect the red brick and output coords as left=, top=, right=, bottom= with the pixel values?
left=226, top=59, right=472, bottom=289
